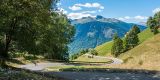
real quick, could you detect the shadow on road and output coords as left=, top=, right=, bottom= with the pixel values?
left=46, top=68, right=160, bottom=80
left=62, top=60, right=113, bottom=66
left=7, top=59, right=25, bottom=65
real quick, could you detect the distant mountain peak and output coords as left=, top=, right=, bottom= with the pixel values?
left=71, top=15, right=123, bottom=25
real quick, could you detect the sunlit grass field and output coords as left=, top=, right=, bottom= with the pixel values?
left=95, top=28, right=154, bottom=56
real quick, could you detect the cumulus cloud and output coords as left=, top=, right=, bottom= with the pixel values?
left=124, top=16, right=131, bottom=19
left=118, top=16, right=131, bottom=21
left=69, top=3, right=104, bottom=11
left=98, top=10, right=103, bottom=12
left=153, top=8, right=160, bottom=14
left=134, top=16, right=148, bottom=20
left=68, top=12, right=95, bottom=19
left=69, top=6, right=82, bottom=11
left=67, top=2, right=104, bottom=19
left=118, top=16, right=148, bottom=21
left=81, top=11, right=97, bottom=14
left=75, top=3, right=104, bottom=9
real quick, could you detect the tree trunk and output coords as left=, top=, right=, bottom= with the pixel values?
left=0, top=39, right=10, bottom=68
left=0, top=58, right=8, bottom=68
left=0, top=17, right=17, bottom=68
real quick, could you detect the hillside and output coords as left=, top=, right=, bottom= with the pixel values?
left=110, top=33, right=160, bottom=70
left=95, top=28, right=154, bottom=56
left=69, top=15, right=146, bottom=54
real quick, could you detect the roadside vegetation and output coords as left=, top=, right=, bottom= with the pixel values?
left=0, top=0, right=75, bottom=79
left=70, top=48, right=98, bottom=60
left=95, top=27, right=158, bottom=56
left=0, top=68, right=63, bottom=80
left=0, top=0, right=75, bottom=67
left=74, top=55, right=112, bottom=63
left=109, top=33, right=160, bottom=71
left=70, top=49, right=89, bottom=60
left=111, top=25, right=140, bottom=57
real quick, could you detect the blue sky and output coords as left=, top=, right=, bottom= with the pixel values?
left=58, top=0, right=160, bottom=23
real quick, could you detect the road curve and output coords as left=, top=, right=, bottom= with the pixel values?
left=84, top=54, right=123, bottom=65
left=20, top=55, right=123, bottom=71
left=19, top=56, right=160, bottom=80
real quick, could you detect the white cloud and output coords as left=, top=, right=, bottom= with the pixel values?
left=153, top=8, right=160, bottom=14
left=118, top=16, right=131, bottom=21
left=98, top=10, right=103, bottom=12
left=117, top=16, right=148, bottom=21
left=124, top=16, right=131, bottom=19
left=69, top=2, right=104, bottom=11
left=134, top=16, right=148, bottom=20
left=68, top=3, right=104, bottom=19
left=118, top=17, right=125, bottom=21
left=69, top=6, right=82, bottom=11
left=58, top=8, right=68, bottom=14
left=81, top=11, right=97, bottom=14
left=68, top=12, right=95, bottom=19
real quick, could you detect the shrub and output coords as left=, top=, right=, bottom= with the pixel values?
left=70, top=49, right=89, bottom=60
left=89, top=49, right=98, bottom=56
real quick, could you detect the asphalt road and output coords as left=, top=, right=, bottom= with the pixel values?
left=19, top=56, right=160, bottom=80
left=46, top=71, right=160, bottom=80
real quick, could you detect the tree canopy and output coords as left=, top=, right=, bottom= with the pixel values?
left=0, top=0, right=75, bottom=66
left=124, top=26, right=139, bottom=50
left=111, top=33, right=123, bottom=57
left=147, top=12, right=160, bottom=34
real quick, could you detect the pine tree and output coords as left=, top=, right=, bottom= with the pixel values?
left=132, top=25, right=141, bottom=34
left=147, top=12, right=160, bottom=34
left=124, top=26, right=139, bottom=50
left=124, top=33, right=130, bottom=51
left=111, top=33, right=123, bottom=57
left=147, top=17, right=158, bottom=34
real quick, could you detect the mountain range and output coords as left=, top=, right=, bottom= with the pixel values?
left=68, top=15, right=146, bottom=54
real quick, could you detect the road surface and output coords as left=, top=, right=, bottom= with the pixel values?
left=19, top=56, right=160, bottom=80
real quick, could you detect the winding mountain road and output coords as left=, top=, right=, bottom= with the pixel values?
left=84, top=54, right=123, bottom=65
left=19, top=55, right=160, bottom=80
left=20, top=55, right=123, bottom=71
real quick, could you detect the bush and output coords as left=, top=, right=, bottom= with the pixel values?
left=70, top=49, right=89, bottom=60
left=89, top=49, right=98, bottom=56
left=123, top=57, right=133, bottom=63
left=9, top=52, right=26, bottom=58
left=138, top=60, right=143, bottom=65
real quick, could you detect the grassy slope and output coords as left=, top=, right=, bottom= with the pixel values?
left=95, top=28, right=154, bottom=56
left=74, top=29, right=160, bottom=71
left=110, top=33, right=160, bottom=70
left=74, top=55, right=111, bottom=63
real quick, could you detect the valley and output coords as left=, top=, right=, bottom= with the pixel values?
left=1, top=0, right=160, bottom=80
left=69, top=16, right=146, bottom=54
